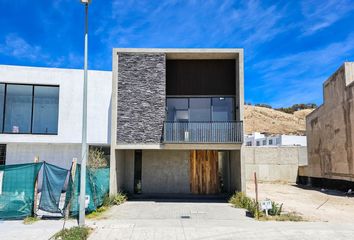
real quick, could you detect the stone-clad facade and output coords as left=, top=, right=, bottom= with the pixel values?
left=116, top=53, right=166, bottom=144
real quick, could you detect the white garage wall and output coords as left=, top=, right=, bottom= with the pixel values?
left=6, top=143, right=81, bottom=169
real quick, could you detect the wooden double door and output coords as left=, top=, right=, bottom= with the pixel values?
left=190, top=150, right=219, bottom=194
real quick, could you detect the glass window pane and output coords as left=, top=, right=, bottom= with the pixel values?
left=4, top=84, right=33, bottom=133
left=212, top=97, right=234, bottom=121
left=0, top=84, right=4, bottom=132
left=32, top=86, right=59, bottom=134
left=190, top=98, right=211, bottom=121
left=166, top=98, right=188, bottom=121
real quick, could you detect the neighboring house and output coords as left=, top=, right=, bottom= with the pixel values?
left=244, top=132, right=307, bottom=147
left=299, top=62, right=354, bottom=190
left=110, top=48, right=245, bottom=195
left=0, top=65, right=112, bottom=169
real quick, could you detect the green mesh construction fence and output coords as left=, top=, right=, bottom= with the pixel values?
left=39, top=163, right=69, bottom=213
left=0, top=162, right=109, bottom=220
left=64, top=165, right=110, bottom=216
left=0, top=163, right=43, bottom=220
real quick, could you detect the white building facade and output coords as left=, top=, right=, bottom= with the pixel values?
left=0, top=65, right=112, bottom=169
left=244, top=132, right=307, bottom=147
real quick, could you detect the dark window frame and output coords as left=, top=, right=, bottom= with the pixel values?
left=0, top=82, right=59, bottom=135
left=0, top=144, right=6, bottom=165
left=166, top=96, right=235, bottom=122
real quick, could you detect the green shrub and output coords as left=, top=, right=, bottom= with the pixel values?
left=86, top=206, right=108, bottom=219
left=268, top=201, right=283, bottom=216
left=228, top=192, right=252, bottom=209
left=50, top=226, right=91, bottom=240
left=229, top=192, right=262, bottom=218
left=246, top=199, right=263, bottom=218
left=102, top=192, right=127, bottom=207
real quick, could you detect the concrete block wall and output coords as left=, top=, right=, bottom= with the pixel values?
left=142, top=150, right=190, bottom=193
left=116, top=53, right=166, bottom=144
left=244, top=146, right=307, bottom=183
left=301, top=62, right=354, bottom=182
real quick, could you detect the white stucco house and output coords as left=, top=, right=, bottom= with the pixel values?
left=244, top=132, right=307, bottom=147
left=0, top=65, right=112, bottom=169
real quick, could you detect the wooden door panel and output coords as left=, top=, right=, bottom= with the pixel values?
left=190, top=150, right=219, bottom=194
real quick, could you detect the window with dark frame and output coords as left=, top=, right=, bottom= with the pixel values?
left=134, top=150, right=142, bottom=194
left=0, top=83, right=59, bottom=135
left=166, top=97, right=235, bottom=122
left=0, top=144, right=6, bottom=165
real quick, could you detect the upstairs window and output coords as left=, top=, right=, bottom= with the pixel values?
left=32, top=86, right=59, bottom=134
left=189, top=98, right=211, bottom=122
left=0, top=84, right=4, bottom=131
left=4, top=84, right=33, bottom=133
left=1, top=83, right=59, bottom=134
left=166, top=97, right=235, bottom=122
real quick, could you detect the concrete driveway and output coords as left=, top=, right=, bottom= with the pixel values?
left=88, top=201, right=354, bottom=240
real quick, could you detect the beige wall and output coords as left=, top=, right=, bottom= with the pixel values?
left=245, top=146, right=307, bottom=183
left=142, top=150, right=190, bottom=193
left=300, top=63, right=354, bottom=182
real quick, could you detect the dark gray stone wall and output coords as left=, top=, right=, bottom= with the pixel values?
left=117, top=53, right=166, bottom=144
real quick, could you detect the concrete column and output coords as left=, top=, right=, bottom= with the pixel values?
left=230, top=148, right=245, bottom=192
left=124, top=150, right=135, bottom=193
left=109, top=148, right=117, bottom=195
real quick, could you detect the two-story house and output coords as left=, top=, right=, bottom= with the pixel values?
left=110, top=49, right=245, bottom=195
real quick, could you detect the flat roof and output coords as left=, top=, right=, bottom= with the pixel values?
left=0, top=64, right=111, bottom=74
left=113, top=48, right=243, bottom=59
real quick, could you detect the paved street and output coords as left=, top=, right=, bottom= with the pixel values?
left=88, top=201, right=354, bottom=240
left=1, top=201, right=354, bottom=240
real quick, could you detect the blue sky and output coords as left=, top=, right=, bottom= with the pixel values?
left=0, top=0, right=353, bottom=107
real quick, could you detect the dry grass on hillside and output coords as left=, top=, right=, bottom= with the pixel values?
left=244, top=105, right=314, bottom=135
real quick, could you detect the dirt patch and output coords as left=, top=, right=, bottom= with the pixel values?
left=246, top=182, right=354, bottom=223
left=244, top=105, right=313, bottom=135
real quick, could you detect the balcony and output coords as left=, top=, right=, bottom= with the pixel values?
left=163, top=121, right=243, bottom=143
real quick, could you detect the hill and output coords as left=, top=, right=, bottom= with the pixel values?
left=244, top=105, right=314, bottom=135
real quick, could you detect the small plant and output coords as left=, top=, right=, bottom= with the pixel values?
left=86, top=206, right=108, bottom=219
left=274, top=212, right=303, bottom=222
left=111, top=192, right=127, bottom=205
left=102, top=192, right=127, bottom=207
left=23, top=216, right=39, bottom=225
left=260, top=212, right=304, bottom=222
left=229, top=192, right=262, bottom=218
left=246, top=199, right=263, bottom=218
left=268, top=201, right=283, bottom=216
left=50, top=226, right=92, bottom=240
left=228, top=192, right=252, bottom=209
left=88, top=147, right=108, bottom=168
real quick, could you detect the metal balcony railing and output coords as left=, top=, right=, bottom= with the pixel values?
left=163, top=121, right=243, bottom=143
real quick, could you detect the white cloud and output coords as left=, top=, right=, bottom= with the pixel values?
left=0, top=34, right=43, bottom=61
left=301, top=0, right=354, bottom=35
left=0, top=33, right=82, bottom=68
left=248, top=33, right=354, bottom=106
